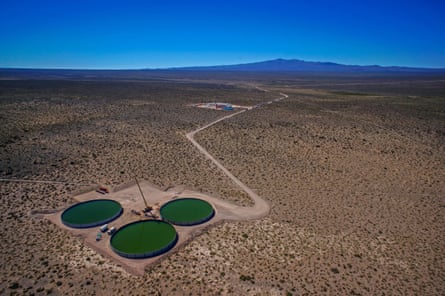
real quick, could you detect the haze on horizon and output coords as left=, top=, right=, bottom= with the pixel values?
left=1, top=0, right=444, bottom=69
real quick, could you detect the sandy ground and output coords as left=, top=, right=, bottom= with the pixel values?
left=0, top=76, right=444, bottom=295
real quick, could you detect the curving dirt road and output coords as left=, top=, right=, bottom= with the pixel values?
left=186, top=90, right=288, bottom=220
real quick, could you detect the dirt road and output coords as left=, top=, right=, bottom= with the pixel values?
left=185, top=90, right=288, bottom=220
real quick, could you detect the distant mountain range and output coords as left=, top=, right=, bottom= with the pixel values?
left=164, top=58, right=445, bottom=73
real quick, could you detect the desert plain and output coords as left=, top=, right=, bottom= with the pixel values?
left=0, top=71, right=444, bottom=295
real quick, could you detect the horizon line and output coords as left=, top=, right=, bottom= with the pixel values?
left=1, top=58, right=445, bottom=71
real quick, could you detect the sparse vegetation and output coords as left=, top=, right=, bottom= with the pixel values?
left=0, top=72, right=444, bottom=294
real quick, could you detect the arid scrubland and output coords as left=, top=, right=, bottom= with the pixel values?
left=0, top=76, right=444, bottom=295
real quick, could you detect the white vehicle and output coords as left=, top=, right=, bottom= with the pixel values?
left=99, top=224, right=108, bottom=233
left=107, top=227, right=116, bottom=235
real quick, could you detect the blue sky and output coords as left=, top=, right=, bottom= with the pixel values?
left=1, top=0, right=444, bottom=69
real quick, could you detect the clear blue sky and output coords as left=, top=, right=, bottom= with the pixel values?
left=1, top=0, right=444, bottom=69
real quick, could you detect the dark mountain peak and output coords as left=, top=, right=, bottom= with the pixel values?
left=168, top=58, right=444, bottom=73
left=272, top=58, right=294, bottom=63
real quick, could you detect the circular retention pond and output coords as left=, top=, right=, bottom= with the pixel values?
left=110, top=220, right=178, bottom=259
left=61, top=199, right=123, bottom=228
left=160, top=197, right=215, bottom=226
